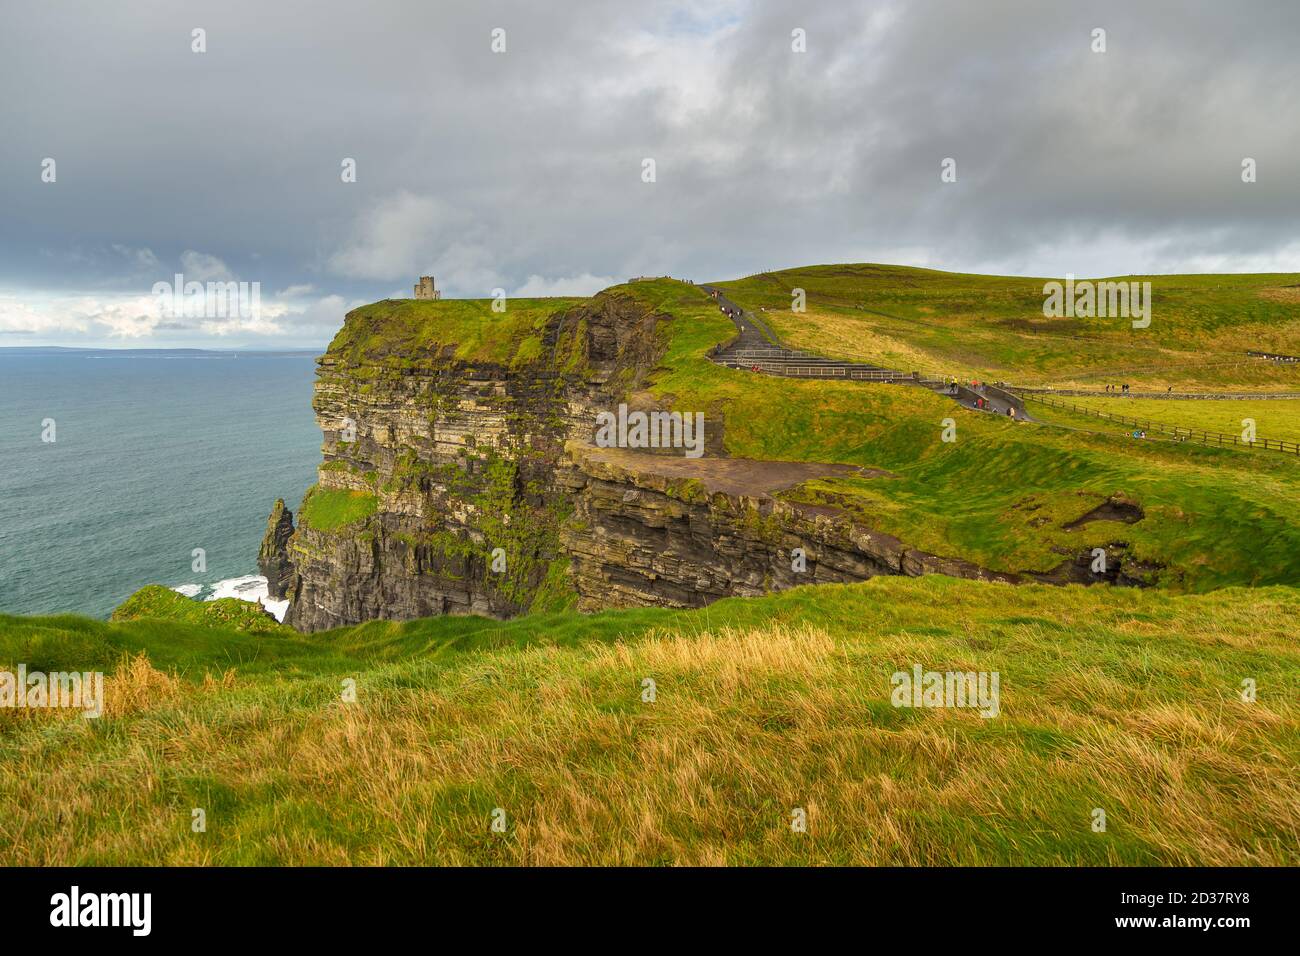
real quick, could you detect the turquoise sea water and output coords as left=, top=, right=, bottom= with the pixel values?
left=0, top=349, right=322, bottom=618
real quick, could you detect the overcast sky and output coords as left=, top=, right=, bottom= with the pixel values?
left=2, top=0, right=1297, bottom=348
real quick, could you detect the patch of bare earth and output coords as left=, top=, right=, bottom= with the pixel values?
left=576, top=444, right=890, bottom=497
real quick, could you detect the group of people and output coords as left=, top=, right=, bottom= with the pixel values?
left=1105, top=383, right=1132, bottom=393
left=967, top=396, right=1018, bottom=418
left=707, top=290, right=743, bottom=321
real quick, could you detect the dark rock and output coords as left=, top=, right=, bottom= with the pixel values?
left=1062, top=496, right=1145, bottom=530
left=257, top=498, right=296, bottom=600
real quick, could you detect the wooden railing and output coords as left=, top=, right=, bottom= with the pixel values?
left=1023, top=394, right=1300, bottom=455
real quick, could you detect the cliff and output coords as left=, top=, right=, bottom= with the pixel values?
left=268, top=290, right=677, bottom=631
left=264, top=284, right=1146, bottom=632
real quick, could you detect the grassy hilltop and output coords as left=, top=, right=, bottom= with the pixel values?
left=327, top=296, right=587, bottom=369
left=713, top=264, right=1300, bottom=390
left=2, top=263, right=1298, bottom=866
left=1, top=579, right=1296, bottom=865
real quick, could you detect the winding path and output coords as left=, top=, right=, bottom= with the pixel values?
left=695, top=283, right=1300, bottom=455
left=699, top=284, right=1027, bottom=419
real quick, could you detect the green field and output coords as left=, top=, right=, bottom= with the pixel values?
left=713, top=264, right=1300, bottom=391
left=622, top=278, right=1300, bottom=591
left=1039, top=396, right=1300, bottom=446
left=1, top=576, right=1295, bottom=865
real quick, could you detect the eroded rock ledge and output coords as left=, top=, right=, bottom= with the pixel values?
left=558, top=443, right=1023, bottom=610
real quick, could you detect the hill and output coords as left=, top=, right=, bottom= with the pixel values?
left=622, top=278, right=1300, bottom=591
left=713, top=264, right=1300, bottom=390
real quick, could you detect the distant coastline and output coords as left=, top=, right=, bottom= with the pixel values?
left=0, top=346, right=322, bottom=355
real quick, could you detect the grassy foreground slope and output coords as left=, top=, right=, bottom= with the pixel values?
left=619, top=279, right=1300, bottom=590
left=1, top=576, right=1296, bottom=865
left=713, top=264, right=1300, bottom=390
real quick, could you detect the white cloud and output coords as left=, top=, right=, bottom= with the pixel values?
left=327, top=193, right=461, bottom=281
left=513, top=273, right=621, bottom=297
left=0, top=295, right=89, bottom=335
left=78, top=295, right=167, bottom=338
left=0, top=288, right=354, bottom=344
left=179, top=250, right=235, bottom=282
left=199, top=304, right=286, bottom=338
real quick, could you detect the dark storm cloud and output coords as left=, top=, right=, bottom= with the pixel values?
left=1, top=0, right=1296, bottom=345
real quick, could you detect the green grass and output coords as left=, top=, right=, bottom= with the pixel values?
left=0, top=576, right=1295, bottom=865
left=297, top=485, right=379, bottom=533
left=713, top=264, right=1300, bottom=390
left=326, top=296, right=585, bottom=368
left=620, top=279, right=1300, bottom=591
left=110, top=585, right=288, bottom=635
left=1056, top=396, right=1300, bottom=445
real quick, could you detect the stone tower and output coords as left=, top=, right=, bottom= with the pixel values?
left=413, top=276, right=441, bottom=300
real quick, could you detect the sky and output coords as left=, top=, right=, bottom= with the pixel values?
left=2, top=0, right=1298, bottom=348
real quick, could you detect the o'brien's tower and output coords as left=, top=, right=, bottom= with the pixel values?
left=413, top=276, right=441, bottom=300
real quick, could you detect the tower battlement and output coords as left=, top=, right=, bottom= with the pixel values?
left=413, top=276, right=441, bottom=300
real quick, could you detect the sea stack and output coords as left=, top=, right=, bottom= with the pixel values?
left=258, top=498, right=296, bottom=601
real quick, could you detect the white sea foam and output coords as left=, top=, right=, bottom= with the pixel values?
left=171, top=584, right=203, bottom=598
left=206, top=574, right=265, bottom=601
left=200, top=574, right=289, bottom=623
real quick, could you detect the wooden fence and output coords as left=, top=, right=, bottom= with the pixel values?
left=1023, top=394, right=1300, bottom=455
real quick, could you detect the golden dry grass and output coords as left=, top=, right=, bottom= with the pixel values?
left=2, top=579, right=1295, bottom=866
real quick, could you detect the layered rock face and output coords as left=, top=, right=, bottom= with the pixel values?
left=272, top=291, right=674, bottom=632
left=257, top=498, right=296, bottom=600
left=556, top=445, right=1154, bottom=609
left=265, top=288, right=1144, bottom=632
left=557, top=444, right=1022, bottom=610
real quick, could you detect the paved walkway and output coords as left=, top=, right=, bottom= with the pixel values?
left=698, top=284, right=1028, bottom=420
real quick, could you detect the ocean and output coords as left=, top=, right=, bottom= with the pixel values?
left=0, top=348, right=322, bottom=619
